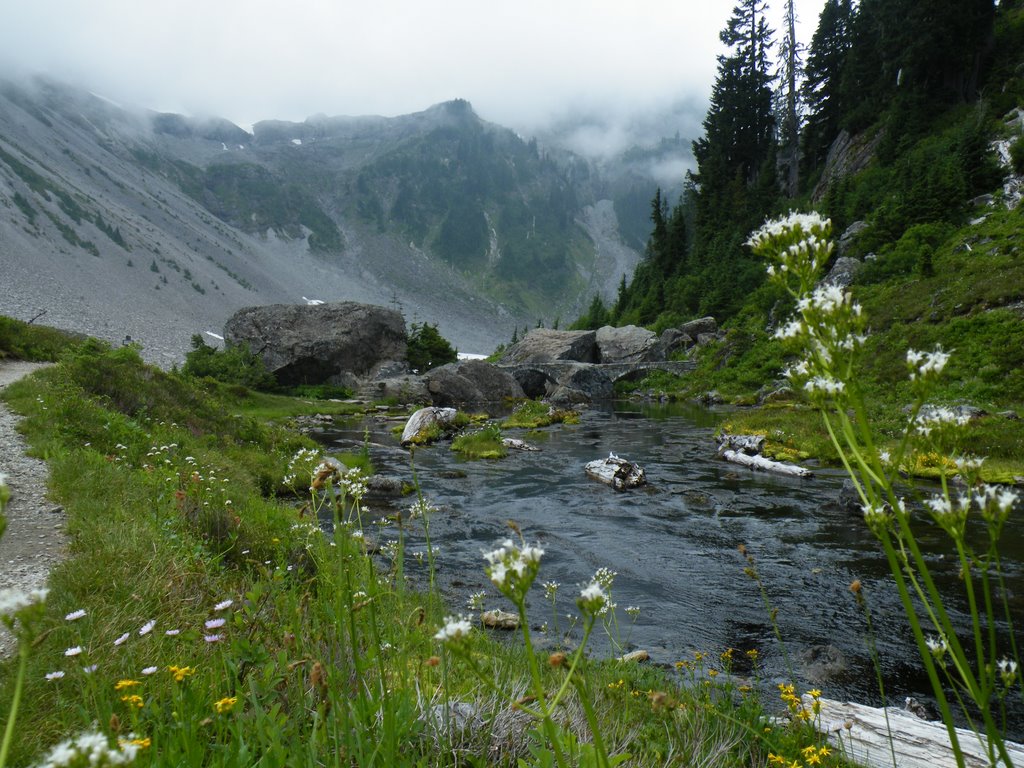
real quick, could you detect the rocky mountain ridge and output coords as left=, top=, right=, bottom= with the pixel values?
left=0, top=77, right=652, bottom=365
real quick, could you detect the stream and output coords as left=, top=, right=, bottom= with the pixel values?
left=316, top=401, right=1024, bottom=736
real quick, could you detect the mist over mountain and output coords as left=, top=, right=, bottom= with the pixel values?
left=0, top=76, right=690, bottom=364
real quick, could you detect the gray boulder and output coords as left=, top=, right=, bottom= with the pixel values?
left=820, top=256, right=862, bottom=290
left=837, top=220, right=869, bottom=257
left=425, top=360, right=525, bottom=406
left=499, top=329, right=598, bottom=365
left=595, top=325, right=663, bottom=363
left=660, top=328, right=694, bottom=357
left=363, top=375, right=431, bottom=405
left=678, top=316, right=717, bottom=338
left=224, top=302, right=406, bottom=387
left=510, top=367, right=558, bottom=399
left=401, top=407, right=458, bottom=446
left=547, top=364, right=613, bottom=405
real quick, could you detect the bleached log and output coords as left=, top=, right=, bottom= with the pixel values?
left=810, top=696, right=1024, bottom=768
left=584, top=453, right=647, bottom=490
left=721, top=449, right=812, bottom=477
left=718, top=433, right=766, bottom=455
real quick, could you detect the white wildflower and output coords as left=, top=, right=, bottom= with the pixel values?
left=113, top=632, right=130, bottom=646
left=205, top=618, right=226, bottom=630
left=434, top=615, right=472, bottom=643
left=64, top=608, right=86, bottom=622
left=45, top=670, right=66, bottom=681
left=0, top=587, right=48, bottom=619
left=213, top=599, right=234, bottom=611
left=64, top=646, right=83, bottom=657
left=138, top=619, right=156, bottom=636
left=141, top=666, right=158, bottom=675
left=578, top=580, right=608, bottom=615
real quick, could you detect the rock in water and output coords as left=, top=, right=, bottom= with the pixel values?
left=224, top=302, right=407, bottom=387
left=584, top=453, right=646, bottom=490
left=401, top=407, right=458, bottom=446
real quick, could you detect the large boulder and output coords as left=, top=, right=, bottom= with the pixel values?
left=224, top=302, right=407, bottom=387
left=595, top=325, right=663, bottom=363
left=820, top=256, right=862, bottom=289
left=499, top=329, right=598, bottom=365
left=547, top=364, right=613, bottom=405
left=678, top=316, right=718, bottom=339
left=425, top=360, right=525, bottom=406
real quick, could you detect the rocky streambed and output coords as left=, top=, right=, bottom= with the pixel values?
left=315, top=400, right=1024, bottom=737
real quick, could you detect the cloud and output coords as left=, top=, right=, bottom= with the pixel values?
left=2, top=0, right=827, bottom=133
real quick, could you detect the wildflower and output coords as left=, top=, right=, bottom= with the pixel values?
left=214, top=696, right=238, bottom=714
left=115, top=678, right=141, bottom=691
left=998, top=658, right=1018, bottom=687
left=926, top=635, right=949, bottom=663
left=169, top=665, right=195, bottom=682
left=64, top=608, right=87, bottom=622
left=120, top=735, right=151, bottom=748
left=434, top=615, right=472, bottom=643
left=164, top=629, right=180, bottom=637
left=141, top=666, right=158, bottom=676
left=542, top=581, right=560, bottom=600
left=577, top=580, right=608, bottom=616
left=64, top=646, right=83, bottom=657
left=0, top=586, right=48, bottom=619
left=120, top=694, right=144, bottom=708
left=466, top=591, right=486, bottom=611
left=213, top=599, right=234, bottom=611
left=625, top=605, right=641, bottom=619
left=138, top=619, right=156, bottom=636
left=34, top=730, right=141, bottom=766
left=907, top=347, right=951, bottom=380
left=114, top=632, right=130, bottom=646
left=204, top=634, right=224, bottom=643
left=205, top=618, right=226, bottom=630
left=82, top=664, right=98, bottom=674
left=482, top=538, right=544, bottom=598
left=45, top=671, right=65, bottom=681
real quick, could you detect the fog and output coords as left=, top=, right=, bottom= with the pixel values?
left=2, top=0, right=827, bottom=155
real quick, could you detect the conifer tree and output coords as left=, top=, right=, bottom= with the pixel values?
left=802, top=0, right=853, bottom=173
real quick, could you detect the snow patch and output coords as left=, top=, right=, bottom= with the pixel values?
left=291, top=138, right=302, bottom=146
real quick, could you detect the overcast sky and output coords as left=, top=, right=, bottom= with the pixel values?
left=2, top=0, right=826, bottom=138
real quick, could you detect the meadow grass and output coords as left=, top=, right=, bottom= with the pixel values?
left=0, top=338, right=860, bottom=767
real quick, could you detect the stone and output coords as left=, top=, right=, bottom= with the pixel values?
left=509, top=367, right=558, bottom=399
left=585, top=453, right=646, bottom=490
left=363, top=375, right=431, bottom=405
left=595, top=325, right=663, bottom=363
left=660, top=328, right=694, bottom=357
left=481, top=609, right=520, bottom=630
left=837, top=220, right=869, bottom=257
left=224, top=302, right=407, bottom=387
left=820, top=256, right=862, bottom=290
left=400, top=407, right=458, bottom=446
left=695, top=332, right=720, bottom=347
left=498, top=329, right=598, bottom=365
left=618, top=650, right=650, bottom=663
left=556, top=364, right=613, bottom=401
left=678, top=316, right=717, bottom=339
left=502, top=438, right=539, bottom=451
left=425, top=360, right=524, bottom=406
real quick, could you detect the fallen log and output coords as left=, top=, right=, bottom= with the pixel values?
left=585, top=453, right=646, bottom=490
left=502, top=438, right=540, bottom=452
left=720, top=449, right=812, bottom=478
left=810, top=695, right=1024, bottom=768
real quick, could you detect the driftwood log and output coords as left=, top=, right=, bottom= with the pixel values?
left=810, top=695, right=1024, bottom=768
left=584, top=453, right=647, bottom=490
left=720, top=449, right=813, bottom=477
left=502, top=438, right=540, bottom=452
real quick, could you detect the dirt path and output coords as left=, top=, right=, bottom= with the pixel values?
left=0, top=360, right=66, bottom=657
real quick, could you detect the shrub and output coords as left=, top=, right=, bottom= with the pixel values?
left=182, top=334, right=276, bottom=391
left=406, top=322, right=457, bottom=372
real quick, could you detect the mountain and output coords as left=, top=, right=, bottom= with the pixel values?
left=0, top=77, right=648, bottom=363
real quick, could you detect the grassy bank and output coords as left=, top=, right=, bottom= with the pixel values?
left=618, top=208, right=1024, bottom=482
left=0, top=336, right=858, bottom=767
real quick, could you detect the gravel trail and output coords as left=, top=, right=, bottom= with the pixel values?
left=0, top=361, right=66, bottom=657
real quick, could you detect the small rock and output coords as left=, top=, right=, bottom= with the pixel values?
left=618, top=650, right=650, bottom=663
left=997, top=410, right=1019, bottom=420
left=481, top=609, right=520, bottom=630
left=502, top=438, right=539, bottom=452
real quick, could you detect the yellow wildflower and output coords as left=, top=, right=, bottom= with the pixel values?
left=168, top=665, right=195, bottom=682
left=114, top=679, right=140, bottom=691
left=807, top=688, right=822, bottom=698
left=214, top=696, right=238, bottom=714
left=767, top=753, right=786, bottom=765
left=120, top=694, right=144, bottom=708
left=119, top=737, right=151, bottom=748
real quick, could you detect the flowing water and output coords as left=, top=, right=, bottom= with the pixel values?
left=317, top=401, right=1024, bottom=735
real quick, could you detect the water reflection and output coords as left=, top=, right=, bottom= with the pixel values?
left=315, top=401, right=1023, bottom=736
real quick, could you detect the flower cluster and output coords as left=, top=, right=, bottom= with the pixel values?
left=434, top=615, right=473, bottom=644
left=482, top=538, right=544, bottom=600
left=577, top=580, right=609, bottom=617
left=33, top=729, right=141, bottom=767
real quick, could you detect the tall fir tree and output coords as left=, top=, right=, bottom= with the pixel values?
left=801, top=0, right=854, bottom=175
left=776, top=0, right=802, bottom=196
